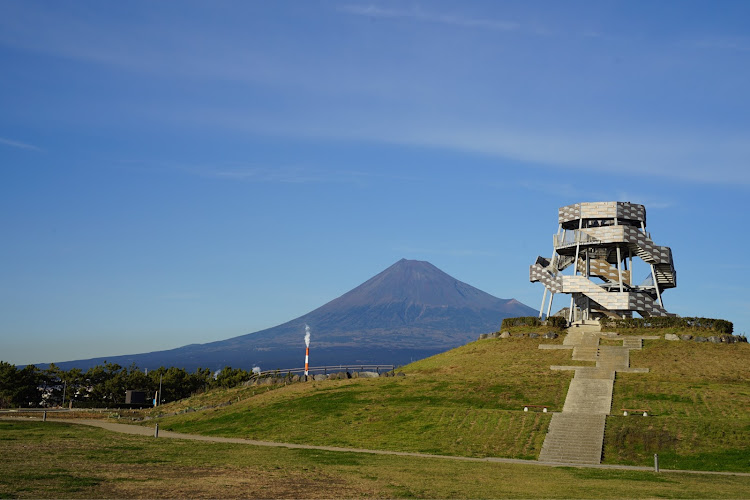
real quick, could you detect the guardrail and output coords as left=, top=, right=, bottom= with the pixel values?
left=254, top=364, right=395, bottom=377
left=0, top=407, right=141, bottom=415
left=1, top=408, right=66, bottom=413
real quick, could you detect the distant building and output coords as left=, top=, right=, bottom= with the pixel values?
left=125, top=390, right=147, bottom=405
left=530, top=202, right=676, bottom=323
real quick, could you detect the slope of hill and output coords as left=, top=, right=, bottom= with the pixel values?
left=147, top=332, right=750, bottom=472
left=151, top=335, right=573, bottom=459
left=47, top=259, right=536, bottom=371
left=604, top=339, right=750, bottom=470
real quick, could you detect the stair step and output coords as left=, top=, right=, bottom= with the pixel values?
left=537, top=327, right=653, bottom=465
left=539, top=412, right=606, bottom=464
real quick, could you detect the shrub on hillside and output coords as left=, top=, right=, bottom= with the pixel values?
left=546, top=316, right=568, bottom=329
left=602, top=316, right=733, bottom=334
left=501, top=316, right=541, bottom=329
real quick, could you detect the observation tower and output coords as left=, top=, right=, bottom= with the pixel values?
left=530, top=202, right=676, bottom=323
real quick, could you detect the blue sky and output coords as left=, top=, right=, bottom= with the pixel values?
left=2, top=1, right=749, bottom=365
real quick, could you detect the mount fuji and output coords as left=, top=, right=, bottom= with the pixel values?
left=47, top=259, right=536, bottom=371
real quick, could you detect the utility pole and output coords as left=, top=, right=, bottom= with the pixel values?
left=61, top=380, right=67, bottom=408
left=158, top=374, right=163, bottom=406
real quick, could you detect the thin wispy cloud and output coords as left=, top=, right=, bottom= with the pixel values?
left=340, top=4, right=519, bottom=31
left=0, top=136, right=40, bottom=151
left=5, top=4, right=746, bottom=189
left=154, top=105, right=750, bottom=187
left=0, top=3, right=284, bottom=88
left=381, top=125, right=750, bottom=186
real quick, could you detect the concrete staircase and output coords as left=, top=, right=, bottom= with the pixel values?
left=562, top=373, right=613, bottom=414
left=538, top=324, right=653, bottom=465
left=539, top=413, right=607, bottom=464
left=622, top=337, right=643, bottom=350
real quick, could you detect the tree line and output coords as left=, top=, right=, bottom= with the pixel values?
left=0, top=361, right=255, bottom=409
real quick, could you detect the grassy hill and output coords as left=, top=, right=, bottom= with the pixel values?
left=606, top=337, right=750, bottom=471
left=146, top=330, right=750, bottom=472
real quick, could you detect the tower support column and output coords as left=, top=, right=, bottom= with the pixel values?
left=651, top=264, right=664, bottom=307
left=546, top=292, right=555, bottom=320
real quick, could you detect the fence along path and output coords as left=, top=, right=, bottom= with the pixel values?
left=254, top=364, right=395, bottom=377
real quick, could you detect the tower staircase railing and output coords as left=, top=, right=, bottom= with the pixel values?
left=553, top=231, right=602, bottom=249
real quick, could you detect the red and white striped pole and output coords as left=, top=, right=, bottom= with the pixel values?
left=304, top=324, right=311, bottom=379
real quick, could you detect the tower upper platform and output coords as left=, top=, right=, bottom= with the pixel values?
left=558, top=202, right=646, bottom=229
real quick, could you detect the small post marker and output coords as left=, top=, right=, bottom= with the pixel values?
left=654, top=453, right=659, bottom=473
left=43, top=411, right=47, bottom=422
left=154, top=424, right=159, bottom=438
left=543, top=407, right=548, bottom=413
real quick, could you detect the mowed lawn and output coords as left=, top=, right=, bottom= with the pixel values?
left=145, top=335, right=750, bottom=472
left=605, top=339, right=750, bottom=471
left=152, top=337, right=578, bottom=459
left=2, top=420, right=750, bottom=499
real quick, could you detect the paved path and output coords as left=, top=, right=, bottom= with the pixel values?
left=0, top=417, right=750, bottom=477
left=4, top=416, right=749, bottom=477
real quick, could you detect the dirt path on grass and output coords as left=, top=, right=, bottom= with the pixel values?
left=5, top=416, right=750, bottom=477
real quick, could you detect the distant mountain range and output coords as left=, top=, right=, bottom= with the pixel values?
left=46, top=259, right=536, bottom=371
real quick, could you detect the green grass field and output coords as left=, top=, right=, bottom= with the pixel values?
left=3, top=330, right=750, bottom=497
left=152, top=337, right=580, bottom=459
left=2, top=420, right=749, bottom=499
left=605, top=338, right=750, bottom=471
left=144, top=333, right=750, bottom=473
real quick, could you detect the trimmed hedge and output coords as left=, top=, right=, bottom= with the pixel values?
left=500, top=316, right=541, bottom=329
left=501, top=316, right=733, bottom=334
left=500, top=316, right=568, bottom=330
left=602, top=316, right=733, bottom=334
left=546, top=316, right=569, bottom=329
